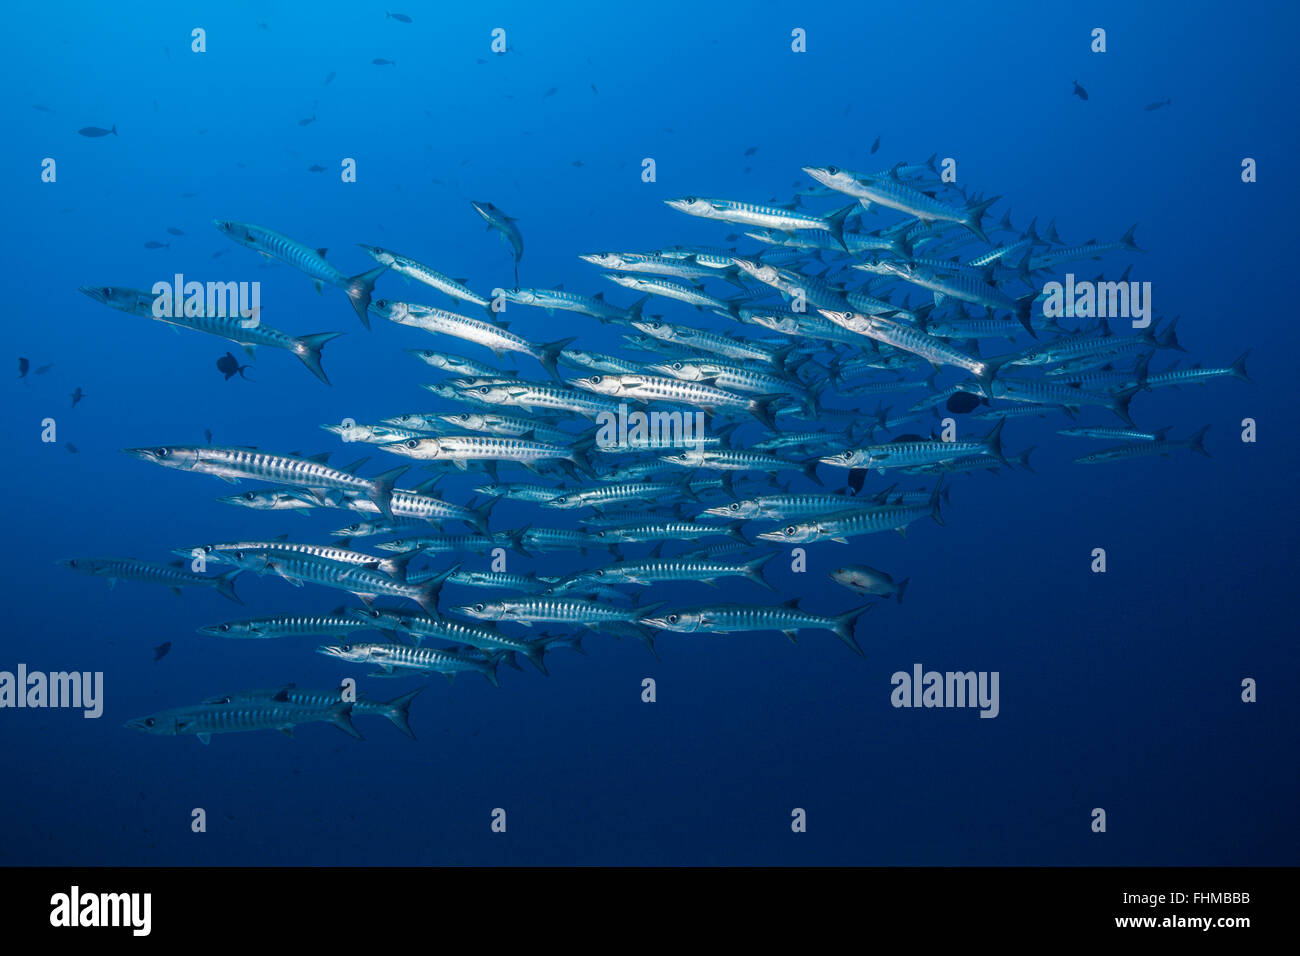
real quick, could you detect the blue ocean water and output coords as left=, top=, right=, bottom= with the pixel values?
left=2, top=0, right=1297, bottom=866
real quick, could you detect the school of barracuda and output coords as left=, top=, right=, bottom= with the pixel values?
left=75, top=155, right=1253, bottom=743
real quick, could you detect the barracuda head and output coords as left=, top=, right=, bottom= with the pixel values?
left=579, top=253, right=620, bottom=268
left=660, top=450, right=704, bottom=468
left=370, top=298, right=406, bottom=322
left=218, top=489, right=320, bottom=511
left=382, top=438, right=441, bottom=460
left=456, top=602, right=504, bottom=621
left=757, top=522, right=818, bottom=544
left=665, top=196, right=712, bottom=217
left=801, top=165, right=859, bottom=191
left=571, top=375, right=620, bottom=397
left=542, top=493, right=579, bottom=510
left=316, top=642, right=374, bottom=663
left=122, top=445, right=204, bottom=470
left=197, top=620, right=262, bottom=638
left=79, top=285, right=147, bottom=312
left=704, top=499, right=760, bottom=519
left=639, top=610, right=703, bottom=633
left=357, top=244, right=396, bottom=265
left=124, top=711, right=183, bottom=735
left=730, top=257, right=779, bottom=284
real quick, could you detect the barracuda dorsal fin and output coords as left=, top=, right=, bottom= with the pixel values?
left=340, top=457, right=371, bottom=475
left=783, top=597, right=801, bottom=609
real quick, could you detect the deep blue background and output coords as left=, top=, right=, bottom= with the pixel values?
left=1, top=1, right=1296, bottom=865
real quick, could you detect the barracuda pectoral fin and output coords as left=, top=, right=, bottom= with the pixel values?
left=218, top=476, right=241, bottom=484
left=197, top=733, right=211, bottom=745
left=312, top=281, right=323, bottom=296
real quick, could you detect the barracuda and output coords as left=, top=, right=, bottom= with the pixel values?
left=1027, top=225, right=1142, bottom=272
left=666, top=196, right=855, bottom=251
left=1059, top=426, right=1170, bottom=442
left=604, top=273, right=741, bottom=319
left=59, top=557, right=243, bottom=603
left=660, top=447, right=822, bottom=485
left=463, top=380, right=623, bottom=419
left=79, top=285, right=343, bottom=385
left=821, top=420, right=1005, bottom=472
left=729, top=257, right=851, bottom=312
left=338, top=489, right=493, bottom=533
left=568, top=553, right=775, bottom=590
left=405, top=349, right=504, bottom=378
left=560, top=348, right=645, bottom=375
left=372, top=531, right=518, bottom=555
left=741, top=308, right=867, bottom=347
left=640, top=599, right=871, bottom=655
left=1143, top=352, right=1252, bottom=389
left=755, top=482, right=945, bottom=544
left=213, top=220, right=386, bottom=328
left=202, top=684, right=423, bottom=739
left=474, top=481, right=575, bottom=502
left=360, top=245, right=490, bottom=312
left=348, top=606, right=558, bottom=675
left=818, top=310, right=1000, bottom=388
left=217, top=488, right=327, bottom=513
left=456, top=596, right=666, bottom=633
left=197, top=611, right=376, bottom=639
left=989, top=378, right=1138, bottom=426
left=239, top=551, right=456, bottom=614
left=320, top=422, right=429, bottom=444
left=802, top=165, right=997, bottom=244
left=582, top=251, right=751, bottom=290
left=630, top=319, right=787, bottom=365
left=432, top=412, right=573, bottom=444
left=705, top=492, right=897, bottom=521
left=176, top=539, right=410, bottom=580
left=1075, top=427, right=1209, bottom=464
left=470, top=200, right=523, bottom=287
left=588, top=521, right=747, bottom=544
left=872, top=260, right=1036, bottom=335
left=647, top=359, right=809, bottom=404
left=542, top=480, right=690, bottom=510
left=124, top=445, right=407, bottom=520
left=371, top=298, right=571, bottom=381
left=380, top=435, right=582, bottom=475
left=573, top=373, right=784, bottom=428
left=125, top=697, right=361, bottom=744
left=499, top=286, right=644, bottom=325
left=320, top=640, right=505, bottom=686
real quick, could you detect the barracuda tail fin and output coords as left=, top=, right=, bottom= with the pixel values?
left=346, top=264, right=389, bottom=329
left=895, top=578, right=910, bottom=604
left=467, top=497, right=497, bottom=534
left=536, top=336, right=575, bottom=382
left=982, top=417, right=1008, bottom=464
left=962, top=195, right=999, bottom=244
left=744, top=552, right=776, bottom=591
left=483, top=651, right=507, bottom=687
left=1229, top=349, right=1253, bottom=384
left=328, top=701, right=364, bottom=740
left=214, top=567, right=244, bottom=604
left=749, top=393, right=785, bottom=429
left=521, top=639, right=550, bottom=676
left=1120, top=223, right=1144, bottom=253
left=1189, top=425, right=1211, bottom=457
left=801, top=458, right=823, bottom=486
left=1110, top=386, right=1140, bottom=427
left=1014, top=446, right=1036, bottom=474
left=376, top=550, right=414, bottom=581
left=928, top=478, right=946, bottom=526
left=726, top=520, right=748, bottom=543
left=824, top=204, right=856, bottom=253
left=370, top=465, right=408, bottom=520
left=294, top=332, right=344, bottom=386
left=832, top=604, right=872, bottom=656
left=414, top=562, right=459, bottom=615
left=379, top=686, right=424, bottom=739
left=1013, top=291, right=1038, bottom=338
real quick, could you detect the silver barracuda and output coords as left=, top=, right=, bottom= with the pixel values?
left=802, top=165, right=997, bottom=243
left=201, top=684, right=424, bottom=739
left=755, top=482, right=945, bottom=544
left=470, top=201, right=523, bottom=287
left=124, top=445, right=407, bottom=520
left=213, top=220, right=387, bottom=328
left=348, top=606, right=558, bottom=675
left=572, top=373, right=784, bottom=429
left=639, top=599, right=871, bottom=655
left=59, top=557, right=243, bottom=603
left=360, top=245, right=490, bottom=313
left=237, top=551, right=457, bottom=614
left=197, top=611, right=377, bottom=640
left=566, top=553, right=775, bottom=590
left=79, top=285, right=343, bottom=385
left=125, top=696, right=361, bottom=744
left=320, top=640, right=506, bottom=686
left=1075, top=427, right=1210, bottom=464
left=498, top=286, right=644, bottom=325
left=665, top=196, right=855, bottom=251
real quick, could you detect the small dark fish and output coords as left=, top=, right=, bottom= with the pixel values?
left=166, top=227, right=184, bottom=236
left=144, top=241, right=169, bottom=249
left=35, top=364, right=53, bottom=375
left=65, top=443, right=78, bottom=454
left=387, top=12, right=412, bottom=22
left=847, top=469, right=867, bottom=496
left=946, top=391, right=985, bottom=414
left=744, top=146, right=757, bottom=156
left=324, top=71, right=336, bottom=85
left=743, top=167, right=752, bottom=175
left=298, top=115, right=316, bottom=126
left=308, top=164, right=326, bottom=173
left=33, top=105, right=56, bottom=113
left=79, top=125, right=117, bottom=137
left=870, top=135, right=881, bottom=154
left=153, top=641, right=172, bottom=662
left=1072, top=80, right=1088, bottom=100
left=211, top=250, right=227, bottom=258
left=1144, top=98, right=1172, bottom=111
left=572, top=160, right=584, bottom=167
left=591, top=83, right=598, bottom=94
left=204, top=429, right=213, bottom=444
left=217, top=352, right=252, bottom=381
left=257, top=20, right=269, bottom=30
left=373, top=58, right=396, bottom=66
left=70, top=387, right=86, bottom=407
left=543, top=87, right=557, bottom=98
left=18, top=358, right=29, bottom=379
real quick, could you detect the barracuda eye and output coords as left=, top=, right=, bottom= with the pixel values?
left=785, top=526, right=796, bottom=535
left=219, top=624, right=230, bottom=632
left=242, top=491, right=256, bottom=501
left=594, top=570, right=604, bottom=577
left=101, top=287, right=112, bottom=296
left=474, top=603, right=485, bottom=612
left=342, top=644, right=352, bottom=652
left=144, top=718, right=155, bottom=727
left=478, top=386, right=490, bottom=395
left=668, top=614, right=678, bottom=624
left=591, top=375, right=603, bottom=384
left=234, top=550, right=245, bottom=561
left=375, top=299, right=387, bottom=308
left=155, top=448, right=169, bottom=458
left=728, top=503, right=740, bottom=511
left=405, top=439, right=418, bottom=449
left=673, top=362, right=683, bottom=370
left=555, top=497, right=567, bottom=504
left=827, top=166, right=839, bottom=175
